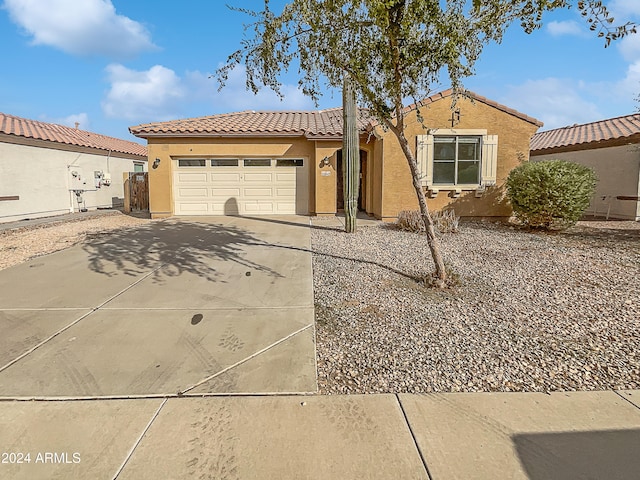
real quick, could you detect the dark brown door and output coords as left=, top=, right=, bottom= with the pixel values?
left=129, top=172, right=149, bottom=211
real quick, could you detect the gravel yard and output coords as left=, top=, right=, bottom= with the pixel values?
left=0, top=212, right=151, bottom=271
left=312, top=219, right=640, bottom=394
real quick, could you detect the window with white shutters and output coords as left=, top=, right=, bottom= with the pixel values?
left=416, top=130, right=498, bottom=188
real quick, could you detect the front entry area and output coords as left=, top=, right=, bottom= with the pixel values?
left=336, top=149, right=368, bottom=211
left=172, top=158, right=308, bottom=215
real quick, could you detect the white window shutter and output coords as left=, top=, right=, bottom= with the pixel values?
left=481, top=134, right=498, bottom=186
left=416, top=134, right=434, bottom=187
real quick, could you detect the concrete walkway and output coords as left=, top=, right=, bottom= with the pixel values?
left=2, top=214, right=639, bottom=478
left=0, top=390, right=638, bottom=479
left=0, top=216, right=316, bottom=397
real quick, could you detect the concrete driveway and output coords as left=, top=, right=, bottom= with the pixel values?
left=0, top=216, right=316, bottom=398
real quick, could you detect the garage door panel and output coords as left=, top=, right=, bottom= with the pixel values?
left=276, top=203, right=296, bottom=213
left=173, top=159, right=306, bottom=216
left=244, top=173, right=273, bottom=182
left=275, top=172, right=295, bottom=182
left=177, top=172, right=208, bottom=183
left=276, top=188, right=296, bottom=197
left=211, top=173, right=242, bottom=182
left=244, top=188, right=274, bottom=197
left=210, top=202, right=232, bottom=214
left=177, top=203, right=209, bottom=213
left=244, top=202, right=274, bottom=213
left=178, top=188, right=209, bottom=197
left=211, top=188, right=241, bottom=197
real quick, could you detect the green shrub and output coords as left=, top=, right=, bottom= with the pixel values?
left=506, top=160, right=597, bottom=229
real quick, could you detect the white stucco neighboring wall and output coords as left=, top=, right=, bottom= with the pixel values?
left=532, top=144, right=640, bottom=220
left=0, top=141, right=146, bottom=223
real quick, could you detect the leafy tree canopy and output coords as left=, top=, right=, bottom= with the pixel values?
left=218, top=0, right=636, bottom=128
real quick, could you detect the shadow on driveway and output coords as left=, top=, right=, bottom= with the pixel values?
left=81, top=220, right=282, bottom=283
left=514, top=428, right=640, bottom=480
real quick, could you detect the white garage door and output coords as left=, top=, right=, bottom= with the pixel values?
left=173, top=158, right=306, bottom=215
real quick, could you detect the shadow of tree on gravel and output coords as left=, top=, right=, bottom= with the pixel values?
left=82, top=220, right=282, bottom=283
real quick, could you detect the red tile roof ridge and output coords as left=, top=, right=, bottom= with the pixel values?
left=365, top=89, right=543, bottom=128
left=531, top=112, right=640, bottom=152
left=0, top=112, right=147, bottom=157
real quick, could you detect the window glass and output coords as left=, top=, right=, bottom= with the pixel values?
left=178, top=159, right=206, bottom=167
left=434, top=138, right=456, bottom=161
left=458, top=161, right=480, bottom=184
left=433, top=136, right=481, bottom=185
left=433, top=162, right=455, bottom=184
left=211, top=159, right=238, bottom=167
left=133, top=163, right=145, bottom=172
left=458, top=137, right=481, bottom=161
left=244, top=159, right=271, bottom=167
left=276, top=159, right=304, bottom=167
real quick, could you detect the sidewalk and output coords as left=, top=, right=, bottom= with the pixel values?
left=1, top=390, right=638, bottom=479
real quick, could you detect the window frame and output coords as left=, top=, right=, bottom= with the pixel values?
left=243, top=158, right=272, bottom=167
left=276, top=158, right=304, bottom=167
left=210, top=159, right=239, bottom=167
left=416, top=129, right=498, bottom=190
left=177, top=158, right=207, bottom=167
left=432, top=135, right=482, bottom=186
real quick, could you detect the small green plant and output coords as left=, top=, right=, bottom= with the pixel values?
left=396, top=209, right=460, bottom=234
left=506, top=160, right=597, bottom=230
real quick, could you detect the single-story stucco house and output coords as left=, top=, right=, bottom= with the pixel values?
left=129, top=89, right=542, bottom=221
left=0, top=113, right=148, bottom=224
left=531, top=114, right=640, bottom=221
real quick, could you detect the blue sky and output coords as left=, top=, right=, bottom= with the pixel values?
left=1, top=0, right=640, bottom=144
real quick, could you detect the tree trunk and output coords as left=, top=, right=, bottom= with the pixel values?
left=342, top=74, right=360, bottom=233
left=393, top=127, right=447, bottom=285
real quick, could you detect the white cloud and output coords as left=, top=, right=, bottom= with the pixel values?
left=2, top=0, right=155, bottom=58
left=609, top=0, right=640, bottom=18
left=547, top=20, right=585, bottom=37
left=103, top=63, right=316, bottom=123
left=102, top=64, right=185, bottom=121
left=197, top=65, right=316, bottom=111
left=58, top=113, right=90, bottom=130
left=618, top=30, right=640, bottom=62
left=39, top=112, right=90, bottom=130
left=499, top=78, right=603, bottom=130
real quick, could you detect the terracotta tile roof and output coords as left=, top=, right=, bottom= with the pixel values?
left=130, top=108, right=371, bottom=139
left=129, top=89, right=541, bottom=139
left=530, top=113, right=640, bottom=153
left=367, top=89, right=543, bottom=129
left=0, top=112, right=147, bottom=158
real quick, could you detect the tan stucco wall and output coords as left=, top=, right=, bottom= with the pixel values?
left=314, top=141, right=341, bottom=215
left=532, top=145, right=640, bottom=220
left=374, top=97, right=540, bottom=220
left=146, top=136, right=316, bottom=218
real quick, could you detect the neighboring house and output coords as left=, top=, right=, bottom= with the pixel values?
left=531, top=114, right=640, bottom=221
left=129, top=89, right=541, bottom=221
left=0, top=113, right=147, bottom=224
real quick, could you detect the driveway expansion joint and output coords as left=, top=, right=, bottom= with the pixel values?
left=178, top=323, right=315, bottom=395
left=112, top=398, right=167, bottom=480
left=395, top=394, right=433, bottom=480
left=614, top=390, right=640, bottom=411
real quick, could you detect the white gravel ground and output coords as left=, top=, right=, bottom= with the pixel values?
left=0, top=212, right=151, bottom=271
left=312, top=220, right=640, bottom=394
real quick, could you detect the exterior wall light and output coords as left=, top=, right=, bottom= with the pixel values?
left=152, top=157, right=161, bottom=169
